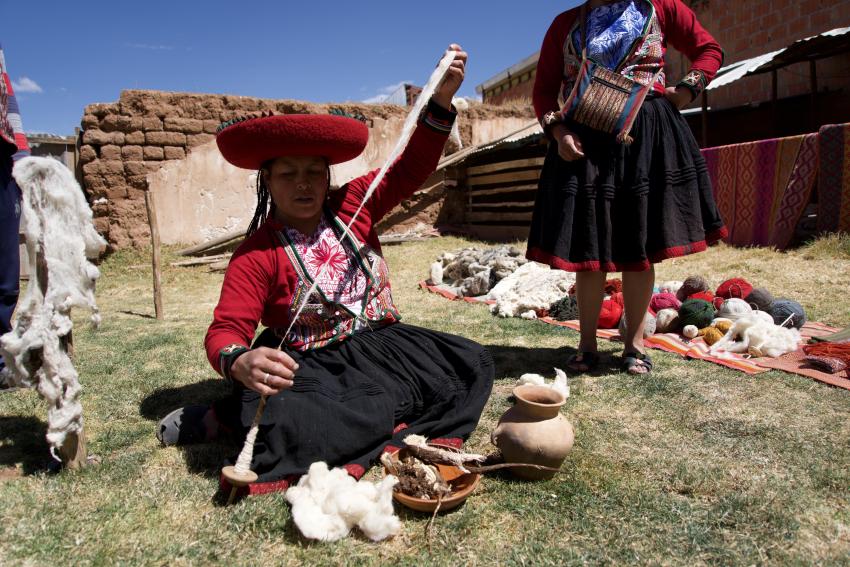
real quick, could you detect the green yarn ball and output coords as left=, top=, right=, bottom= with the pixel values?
left=678, top=298, right=716, bottom=329
left=549, top=295, right=580, bottom=321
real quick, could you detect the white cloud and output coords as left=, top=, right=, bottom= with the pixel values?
left=12, top=77, right=43, bottom=94
left=125, top=42, right=174, bottom=51
left=362, top=80, right=410, bottom=103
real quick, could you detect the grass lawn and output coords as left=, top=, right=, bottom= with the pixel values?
left=1, top=234, right=848, bottom=566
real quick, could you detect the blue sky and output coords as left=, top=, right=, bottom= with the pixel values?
left=3, top=0, right=582, bottom=135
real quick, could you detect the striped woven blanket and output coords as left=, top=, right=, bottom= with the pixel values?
left=702, top=133, right=818, bottom=249
left=817, top=123, right=850, bottom=234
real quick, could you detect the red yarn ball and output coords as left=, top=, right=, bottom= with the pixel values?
left=716, top=278, right=754, bottom=301
left=598, top=298, right=623, bottom=329
left=688, top=290, right=715, bottom=304
left=649, top=292, right=681, bottom=313
left=604, top=278, right=623, bottom=295
left=609, top=292, right=625, bottom=307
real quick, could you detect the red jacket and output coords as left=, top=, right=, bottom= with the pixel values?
left=533, top=0, right=724, bottom=122
left=205, top=118, right=450, bottom=374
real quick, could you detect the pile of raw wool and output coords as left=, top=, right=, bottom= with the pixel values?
left=428, top=245, right=528, bottom=297
left=487, top=262, right=576, bottom=319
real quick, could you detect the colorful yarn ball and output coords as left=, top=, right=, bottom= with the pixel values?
left=649, top=292, right=681, bottom=313
left=698, top=326, right=725, bottom=346
left=604, top=278, right=623, bottom=295
left=676, top=275, right=710, bottom=302
left=598, top=298, right=623, bottom=329
left=682, top=325, right=699, bottom=339
left=619, top=311, right=657, bottom=338
left=659, top=280, right=684, bottom=295
left=655, top=308, right=681, bottom=333
left=711, top=318, right=733, bottom=333
left=717, top=298, right=753, bottom=321
left=609, top=292, right=625, bottom=307
left=769, top=298, right=807, bottom=330
left=716, top=277, right=754, bottom=301
left=745, top=287, right=775, bottom=312
left=688, top=290, right=715, bottom=304
left=678, top=298, right=716, bottom=329
left=549, top=295, right=580, bottom=322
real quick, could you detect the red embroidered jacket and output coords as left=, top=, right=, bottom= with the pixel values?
left=205, top=113, right=451, bottom=375
left=533, top=0, right=723, bottom=124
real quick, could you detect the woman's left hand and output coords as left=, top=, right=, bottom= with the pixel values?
left=665, top=86, right=693, bottom=110
left=432, top=44, right=467, bottom=110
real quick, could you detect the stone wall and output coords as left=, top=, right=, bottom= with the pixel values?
left=79, top=89, right=534, bottom=249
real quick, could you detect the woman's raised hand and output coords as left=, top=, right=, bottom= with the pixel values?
left=230, top=347, right=299, bottom=396
left=432, top=44, right=467, bottom=110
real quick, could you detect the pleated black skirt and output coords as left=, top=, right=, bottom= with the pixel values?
left=214, top=322, right=494, bottom=494
left=527, top=96, right=727, bottom=272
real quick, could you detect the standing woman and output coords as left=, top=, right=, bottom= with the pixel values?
left=528, top=0, right=727, bottom=374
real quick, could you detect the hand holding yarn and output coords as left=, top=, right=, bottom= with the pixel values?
left=231, top=347, right=299, bottom=396
left=432, top=44, right=467, bottom=110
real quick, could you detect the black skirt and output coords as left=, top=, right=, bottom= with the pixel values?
left=527, top=96, right=727, bottom=272
left=214, top=323, right=494, bottom=494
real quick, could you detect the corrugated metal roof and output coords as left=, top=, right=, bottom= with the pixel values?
left=475, top=52, right=540, bottom=94
left=707, top=26, right=850, bottom=91
left=471, top=120, right=542, bottom=154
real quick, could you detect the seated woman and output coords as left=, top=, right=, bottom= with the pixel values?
left=158, top=46, right=494, bottom=495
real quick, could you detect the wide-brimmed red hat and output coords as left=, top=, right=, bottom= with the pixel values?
left=216, top=113, right=369, bottom=170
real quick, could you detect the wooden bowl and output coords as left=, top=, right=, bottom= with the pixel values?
left=383, top=448, right=481, bottom=512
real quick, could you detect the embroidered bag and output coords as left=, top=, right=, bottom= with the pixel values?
left=561, top=2, right=662, bottom=144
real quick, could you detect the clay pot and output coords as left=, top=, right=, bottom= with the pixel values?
left=491, top=385, right=574, bottom=480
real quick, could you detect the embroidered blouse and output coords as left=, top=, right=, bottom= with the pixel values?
left=533, top=0, right=724, bottom=126
left=205, top=100, right=455, bottom=377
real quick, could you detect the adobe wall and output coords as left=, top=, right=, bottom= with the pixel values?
left=79, top=90, right=535, bottom=249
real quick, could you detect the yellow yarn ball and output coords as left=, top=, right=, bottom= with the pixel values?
left=699, top=326, right=725, bottom=345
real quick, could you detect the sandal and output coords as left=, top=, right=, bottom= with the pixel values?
left=621, top=352, right=653, bottom=375
left=156, top=405, right=213, bottom=446
left=566, top=351, right=600, bottom=374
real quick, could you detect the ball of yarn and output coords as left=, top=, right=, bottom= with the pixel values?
left=619, top=311, right=657, bottom=338
left=770, top=298, right=807, bottom=330
left=716, top=277, right=754, bottom=301
left=609, top=291, right=624, bottom=307
left=549, top=295, right=580, bottom=321
left=597, top=297, right=623, bottom=329
left=751, top=310, right=775, bottom=325
left=678, top=298, right=716, bottom=329
left=745, top=287, right=775, bottom=312
left=659, top=280, right=683, bottom=295
left=698, top=326, right=725, bottom=346
left=655, top=308, right=681, bottom=333
left=688, top=290, right=715, bottom=304
left=649, top=292, right=681, bottom=313
left=711, top=318, right=733, bottom=333
left=676, top=275, right=710, bottom=302
left=604, top=278, right=623, bottom=295
left=683, top=325, right=699, bottom=338
left=717, top=298, right=753, bottom=321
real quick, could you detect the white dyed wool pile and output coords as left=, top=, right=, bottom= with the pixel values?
left=517, top=368, right=570, bottom=400
left=429, top=245, right=528, bottom=297
left=0, top=157, right=106, bottom=453
left=285, top=462, right=401, bottom=542
left=709, top=314, right=801, bottom=358
left=487, top=262, right=576, bottom=319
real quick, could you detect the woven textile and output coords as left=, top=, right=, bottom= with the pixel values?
left=702, top=133, right=818, bottom=249
left=817, top=123, right=850, bottom=234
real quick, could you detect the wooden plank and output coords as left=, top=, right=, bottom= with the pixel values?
left=467, top=157, right=545, bottom=177
left=469, top=201, right=535, bottom=209
left=467, top=211, right=534, bottom=223
left=170, top=253, right=232, bottom=267
left=177, top=229, right=244, bottom=256
left=466, top=169, right=541, bottom=186
left=468, top=184, right=538, bottom=197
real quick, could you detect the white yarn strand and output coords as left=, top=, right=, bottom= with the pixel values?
left=231, top=49, right=457, bottom=479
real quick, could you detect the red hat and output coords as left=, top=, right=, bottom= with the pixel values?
left=216, top=113, right=369, bottom=170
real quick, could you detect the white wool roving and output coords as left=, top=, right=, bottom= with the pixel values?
left=709, top=314, right=801, bottom=358
left=285, top=462, right=401, bottom=542
left=0, top=157, right=106, bottom=453
left=487, top=262, right=576, bottom=319
left=517, top=368, right=569, bottom=400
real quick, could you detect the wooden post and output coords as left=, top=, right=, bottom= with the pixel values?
left=701, top=90, right=709, bottom=148
left=144, top=191, right=164, bottom=320
left=809, top=59, right=818, bottom=132
left=36, top=249, right=87, bottom=469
